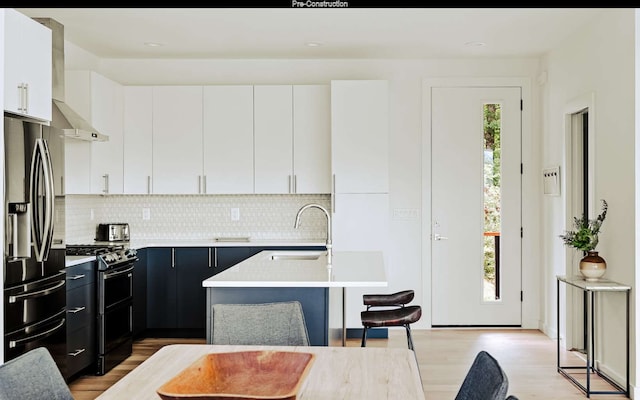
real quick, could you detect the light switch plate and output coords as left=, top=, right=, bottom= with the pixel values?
left=231, top=208, right=240, bottom=221
left=142, top=208, right=151, bottom=220
left=393, top=208, right=419, bottom=220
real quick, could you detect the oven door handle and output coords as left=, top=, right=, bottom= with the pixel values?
left=103, top=266, right=134, bottom=280
left=8, top=278, right=66, bottom=303
left=9, top=318, right=65, bottom=348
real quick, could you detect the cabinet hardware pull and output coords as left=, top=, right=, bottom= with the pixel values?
left=147, top=176, right=151, bottom=194
left=214, top=248, right=218, bottom=267
left=103, top=173, right=109, bottom=194
left=294, top=175, right=297, bottom=193
left=203, top=175, right=207, bottom=194
left=332, top=174, right=336, bottom=213
left=208, top=248, right=212, bottom=268
left=69, top=274, right=86, bottom=280
left=198, top=176, right=202, bottom=194
left=17, top=84, right=24, bottom=112
left=68, top=348, right=86, bottom=357
left=23, top=83, right=29, bottom=114
left=68, top=306, right=86, bottom=314
left=171, top=248, right=175, bottom=268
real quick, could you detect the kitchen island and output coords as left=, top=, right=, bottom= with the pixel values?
left=202, top=250, right=387, bottom=346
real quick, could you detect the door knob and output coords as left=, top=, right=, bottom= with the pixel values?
left=433, top=233, right=448, bottom=241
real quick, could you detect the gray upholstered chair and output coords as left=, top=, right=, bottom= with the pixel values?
left=0, top=347, right=73, bottom=400
left=455, top=350, right=509, bottom=400
left=211, top=301, right=310, bottom=346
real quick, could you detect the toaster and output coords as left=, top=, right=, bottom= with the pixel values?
left=96, top=223, right=130, bottom=242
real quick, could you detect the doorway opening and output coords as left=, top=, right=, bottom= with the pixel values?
left=565, top=98, right=594, bottom=353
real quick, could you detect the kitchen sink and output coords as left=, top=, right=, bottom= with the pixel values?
left=269, top=251, right=325, bottom=261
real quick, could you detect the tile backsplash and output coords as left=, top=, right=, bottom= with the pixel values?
left=65, top=194, right=331, bottom=244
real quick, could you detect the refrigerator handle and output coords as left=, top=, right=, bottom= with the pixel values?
left=10, top=213, right=17, bottom=256
left=30, top=138, right=55, bottom=262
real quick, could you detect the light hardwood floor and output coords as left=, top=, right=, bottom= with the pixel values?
left=68, top=329, right=629, bottom=400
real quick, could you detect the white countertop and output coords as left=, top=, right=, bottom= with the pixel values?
left=202, top=250, right=388, bottom=288
left=128, top=239, right=326, bottom=249
left=65, top=240, right=326, bottom=268
left=66, top=255, right=97, bottom=267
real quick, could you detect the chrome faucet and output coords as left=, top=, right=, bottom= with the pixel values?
left=294, top=203, right=332, bottom=265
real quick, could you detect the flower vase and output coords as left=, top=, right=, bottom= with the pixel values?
left=579, top=251, right=606, bottom=281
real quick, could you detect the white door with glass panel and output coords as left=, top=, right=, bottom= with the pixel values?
left=431, top=87, right=522, bottom=326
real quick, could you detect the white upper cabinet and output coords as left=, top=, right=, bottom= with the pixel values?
left=203, top=86, right=254, bottom=194
left=331, top=80, right=389, bottom=194
left=98, top=83, right=330, bottom=196
left=152, top=86, right=203, bottom=194
left=123, top=86, right=153, bottom=194
left=3, top=8, right=52, bottom=122
left=293, top=85, right=330, bottom=194
left=64, top=139, right=91, bottom=195
left=64, top=70, right=124, bottom=195
left=254, top=85, right=293, bottom=194
left=254, top=84, right=330, bottom=194
left=90, top=72, right=124, bottom=194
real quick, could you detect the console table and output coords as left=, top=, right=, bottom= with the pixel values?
left=556, top=275, right=630, bottom=397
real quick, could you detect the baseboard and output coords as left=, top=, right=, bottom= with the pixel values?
left=141, top=328, right=205, bottom=339
left=346, top=328, right=388, bottom=339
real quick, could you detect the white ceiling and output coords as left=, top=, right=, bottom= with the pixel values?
left=16, top=8, right=607, bottom=60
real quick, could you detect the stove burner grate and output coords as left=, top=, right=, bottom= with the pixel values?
left=66, top=244, right=125, bottom=256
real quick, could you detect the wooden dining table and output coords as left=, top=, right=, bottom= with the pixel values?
left=96, top=344, right=425, bottom=399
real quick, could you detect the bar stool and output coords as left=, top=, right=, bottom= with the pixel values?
left=363, top=289, right=415, bottom=310
left=360, top=290, right=422, bottom=350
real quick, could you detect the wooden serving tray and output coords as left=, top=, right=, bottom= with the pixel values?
left=157, top=350, right=316, bottom=400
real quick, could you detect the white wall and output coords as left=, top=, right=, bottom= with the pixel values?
left=636, top=9, right=640, bottom=399
left=0, top=9, right=5, bottom=365
left=65, top=55, right=540, bottom=330
left=541, top=9, right=635, bottom=393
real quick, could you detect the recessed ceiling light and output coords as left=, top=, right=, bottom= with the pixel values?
left=305, top=41, right=323, bottom=47
left=144, top=42, right=164, bottom=47
left=464, top=41, right=486, bottom=48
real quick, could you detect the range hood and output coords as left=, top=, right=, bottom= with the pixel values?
left=33, top=17, right=108, bottom=142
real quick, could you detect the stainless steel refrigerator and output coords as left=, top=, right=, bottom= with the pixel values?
left=3, top=116, right=66, bottom=375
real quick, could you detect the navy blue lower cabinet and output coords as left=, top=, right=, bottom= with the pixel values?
left=206, top=287, right=329, bottom=346
left=146, top=248, right=177, bottom=330
left=66, top=260, right=97, bottom=380
left=144, top=245, right=326, bottom=339
left=214, top=247, right=263, bottom=275
left=175, top=247, right=211, bottom=332
left=132, top=248, right=147, bottom=338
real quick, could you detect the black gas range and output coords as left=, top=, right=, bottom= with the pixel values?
left=66, top=243, right=138, bottom=271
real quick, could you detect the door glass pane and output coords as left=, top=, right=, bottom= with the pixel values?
left=483, top=103, right=501, bottom=301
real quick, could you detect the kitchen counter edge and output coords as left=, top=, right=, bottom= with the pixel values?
left=65, top=240, right=326, bottom=268
left=127, top=240, right=326, bottom=249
